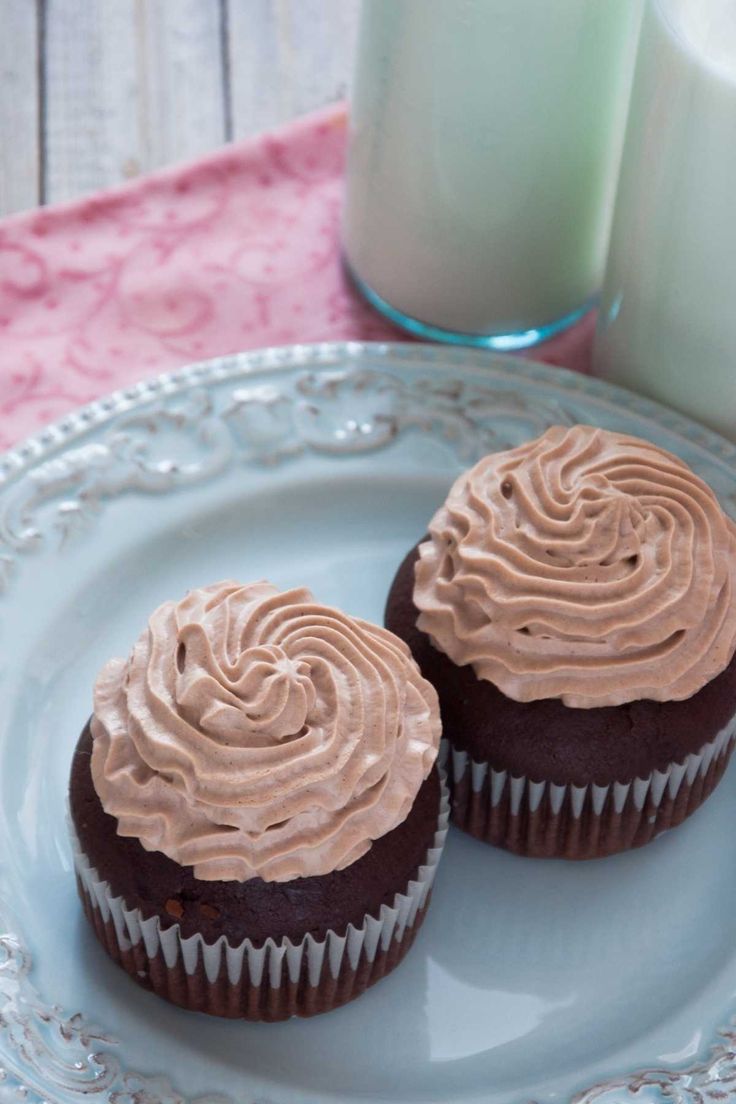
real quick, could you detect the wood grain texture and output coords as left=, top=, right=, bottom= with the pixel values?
left=43, top=0, right=142, bottom=203
left=225, top=0, right=358, bottom=136
left=0, top=0, right=358, bottom=215
left=0, top=0, right=40, bottom=214
left=43, top=0, right=227, bottom=205
left=136, top=0, right=227, bottom=168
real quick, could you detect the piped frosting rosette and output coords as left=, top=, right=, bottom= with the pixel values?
left=91, top=581, right=440, bottom=882
left=414, top=425, right=736, bottom=708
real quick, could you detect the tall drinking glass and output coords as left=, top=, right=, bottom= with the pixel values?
left=343, top=0, right=642, bottom=350
left=594, top=0, right=736, bottom=440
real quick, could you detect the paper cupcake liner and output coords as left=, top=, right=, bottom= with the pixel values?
left=441, top=717, right=736, bottom=859
left=71, top=772, right=449, bottom=1020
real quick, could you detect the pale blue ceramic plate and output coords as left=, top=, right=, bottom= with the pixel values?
left=2, top=342, right=736, bottom=1104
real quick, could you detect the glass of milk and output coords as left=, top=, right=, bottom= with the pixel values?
left=593, top=0, right=736, bottom=440
left=343, top=0, right=642, bottom=350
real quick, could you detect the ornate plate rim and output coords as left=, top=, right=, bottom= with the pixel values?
left=2, top=340, right=736, bottom=1104
left=3, top=340, right=736, bottom=489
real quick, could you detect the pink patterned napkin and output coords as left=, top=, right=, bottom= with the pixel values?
left=0, top=104, right=593, bottom=451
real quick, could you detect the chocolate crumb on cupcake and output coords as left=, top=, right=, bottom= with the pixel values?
left=385, top=425, right=736, bottom=859
left=70, top=581, right=446, bottom=1019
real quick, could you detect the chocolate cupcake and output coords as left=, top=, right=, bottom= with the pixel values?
left=385, top=425, right=736, bottom=859
left=70, top=581, right=446, bottom=1019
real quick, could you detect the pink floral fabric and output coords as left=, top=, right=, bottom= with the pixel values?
left=0, top=104, right=593, bottom=451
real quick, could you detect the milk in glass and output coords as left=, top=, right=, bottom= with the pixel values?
left=344, top=0, right=641, bottom=347
left=594, top=0, right=736, bottom=438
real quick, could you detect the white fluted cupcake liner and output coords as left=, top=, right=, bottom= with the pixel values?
left=441, top=718, right=736, bottom=859
left=71, top=772, right=449, bottom=1019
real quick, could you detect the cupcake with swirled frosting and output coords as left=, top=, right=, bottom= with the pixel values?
left=70, top=581, right=445, bottom=1019
left=385, top=425, right=736, bottom=859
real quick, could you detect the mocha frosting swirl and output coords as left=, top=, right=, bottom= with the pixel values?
left=414, top=425, right=736, bottom=708
left=91, top=581, right=440, bottom=882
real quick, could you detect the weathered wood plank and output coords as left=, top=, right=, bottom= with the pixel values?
left=42, top=0, right=226, bottom=205
left=138, top=0, right=227, bottom=167
left=2, top=0, right=358, bottom=214
left=227, top=0, right=359, bottom=137
left=43, top=0, right=142, bottom=203
left=0, top=0, right=41, bottom=215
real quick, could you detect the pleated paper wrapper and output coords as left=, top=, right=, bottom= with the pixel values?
left=442, top=718, right=736, bottom=859
left=72, top=774, right=449, bottom=1020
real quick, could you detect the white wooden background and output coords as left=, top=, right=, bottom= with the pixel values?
left=0, top=0, right=359, bottom=217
